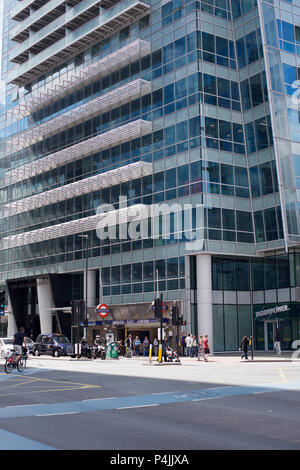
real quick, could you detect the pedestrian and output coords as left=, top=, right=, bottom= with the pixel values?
left=125, top=334, right=133, bottom=357
left=198, top=335, right=205, bottom=361
left=239, top=336, right=249, bottom=360
left=133, top=336, right=141, bottom=357
left=192, top=335, right=198, bottom=358
left=153, top=337, right=158, bottom=356
left=185, top=334, right=192, bottom=357
left=202, top=334, right=210, bottom=361
left=274, top=329, right=281, bottom=355
left=181, top=332, right=186, bottom=356
left=143, top=336, right=149, bottom=356
left=162, top=335, right=169, bottom=362
left=107, top=334, right=113, bottom=345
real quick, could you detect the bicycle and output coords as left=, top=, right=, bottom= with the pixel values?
left=5, top=348, right=27, bottom=374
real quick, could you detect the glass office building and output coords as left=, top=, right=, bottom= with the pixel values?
left=1, top=0, right=300, bottom=351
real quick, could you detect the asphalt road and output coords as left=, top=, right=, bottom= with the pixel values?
left=0, top=356, right=300, bottom=451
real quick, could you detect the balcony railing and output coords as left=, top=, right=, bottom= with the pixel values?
left=2, top=203, right=150, bottom=249
left=8, top=79, right=151, bottom=147
left=3, top=160, right=152, bottom=216
left=8, top=39, right=150, bottom=117
left=8, top=0, right=150, bottom=86
left=3, top=119, right=152, bottom=186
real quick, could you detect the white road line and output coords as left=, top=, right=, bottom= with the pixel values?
left=6, top=404, right=45, bottom=408
left=35, top=412, right=79, bottom=417
left=82, top=397, right=117, bottom=401
left=116, top=404, right=159, bottom=410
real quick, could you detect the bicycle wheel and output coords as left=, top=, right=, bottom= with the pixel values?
left=5, top=358, right=13, bottom=374
left=17, top=357, right=26, bottom=372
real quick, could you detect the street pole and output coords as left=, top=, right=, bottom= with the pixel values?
left=250, top=259, right=254, bottom=361
left=160, top=292, right=163, bottom=363
left=78, top=234, right=88, bottom=339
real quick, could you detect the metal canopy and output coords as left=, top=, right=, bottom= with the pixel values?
left=2, top=203, right=150, bottom=249
left=8, top=79, right=151, bottom=147
left=2, top=119, right=152, bottom=187
left=8, top=39, right=150, bottom=117
left=3, top=160, right=153, bottom=216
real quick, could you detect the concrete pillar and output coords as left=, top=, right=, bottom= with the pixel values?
left=7, top=293, right=17, bottom=338
left=84, top=270, right=96, bottom=307
left=196, top=254, right=213, bottom=353
left=37, top=277, right=53, bottom=334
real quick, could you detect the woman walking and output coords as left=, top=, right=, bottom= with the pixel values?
left=239, top=336, right=249, bottom=360
left=192, top=335, right=198, bottom=358
left=202, top=334, right=209, bottom=362
left=198, top=335, right=205, bottom=361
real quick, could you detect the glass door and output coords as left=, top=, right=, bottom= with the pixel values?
left=266, top=321, right=275, bottom=351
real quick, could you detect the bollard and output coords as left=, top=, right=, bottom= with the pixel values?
left=158, top=343, right=162, bottom=363
left=149, top=344, right=152, bottom=363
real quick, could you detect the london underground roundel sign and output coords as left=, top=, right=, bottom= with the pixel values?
left=96, top=304, right=110, bottom=318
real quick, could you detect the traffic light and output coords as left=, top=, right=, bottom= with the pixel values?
left=72, top=300, right=86, bottom=323
left=172, top=305, right=179, bottom=326
left=0, top=290, right=5, bottom=314
left=178, top=315, right=186, bottom=326
left=154, top=298, right=163, bottom=318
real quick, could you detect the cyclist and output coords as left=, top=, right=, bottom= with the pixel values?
left=12, top=326, right=27, bottom=364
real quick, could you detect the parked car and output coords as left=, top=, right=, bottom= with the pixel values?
left=33, top=333, right=75, bottom=358
left=25, top=337, right=35, bottom=355
left=0, top=338, right=13, bottom=359
left=0, top=336, right=35, bottom=358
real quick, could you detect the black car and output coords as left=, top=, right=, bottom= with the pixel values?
left=33, top=334, right=75, bottom=358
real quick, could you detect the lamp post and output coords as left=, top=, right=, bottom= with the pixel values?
left=78, top=234, right=88, bottom=338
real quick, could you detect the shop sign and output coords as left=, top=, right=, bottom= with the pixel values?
left=255, top=304, right=290, bottom=319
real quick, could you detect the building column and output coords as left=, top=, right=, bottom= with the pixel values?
left=7, top=293, right=17, bottom=338
left=84, top=270, right=96, bottom=307
left=37, top=277, right=53, bottom=334
left=196, top=254, right=213, bottom=353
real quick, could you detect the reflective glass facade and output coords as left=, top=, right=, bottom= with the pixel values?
left=1, top=0, right=300, bottom=351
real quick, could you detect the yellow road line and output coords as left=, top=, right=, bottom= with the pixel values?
left=279, top=368, right=288, bottom=383
left=0, top=385, right=100, bottom=398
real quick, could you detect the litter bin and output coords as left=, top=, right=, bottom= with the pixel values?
left=110, top=342, right=119, bottom=359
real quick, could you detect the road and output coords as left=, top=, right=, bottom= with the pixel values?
left=0, top=355, right=300, bottom=450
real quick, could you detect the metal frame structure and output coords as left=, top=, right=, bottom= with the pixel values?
left=8, top=39, right=150, bottom=117
left=8, top=79, right=151, bottom=146
left=2, top=203, right=150, bottom=249
left=3, top=160, right=152, bottom=215
left=8, top=0, right=150, bottom=86
left=2, top=119, right=152, bottom=186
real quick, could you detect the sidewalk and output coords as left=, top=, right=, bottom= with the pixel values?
left=25, top=351, right=298, bottom=363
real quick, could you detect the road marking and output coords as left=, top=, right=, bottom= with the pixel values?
left=279, top=368, right=288, bottom=383
left=116, top=404, right=159, bottom=410
left=1, top=382, right=300, bottom=420
left=6, top=404, right=45, bottom=408
left=0, top=428, right=55, bottom=450
left=83, top=397, right=117, bottom=401
left=36, top=412, right=79, bottom=417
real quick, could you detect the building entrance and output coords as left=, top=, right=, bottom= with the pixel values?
left=263, top=320, right=293, bottom=351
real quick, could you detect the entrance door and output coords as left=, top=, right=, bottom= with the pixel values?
left=266, top=322, right=275, bottom=351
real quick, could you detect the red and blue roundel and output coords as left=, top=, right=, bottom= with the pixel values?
left=96, top=304, right=110, bottom=317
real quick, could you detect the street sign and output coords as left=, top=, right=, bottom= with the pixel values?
left=96, top=303, right=110, bottom=318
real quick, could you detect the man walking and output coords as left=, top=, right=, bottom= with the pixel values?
left=133, top=336, right=141, bottom=357
left=274, top=329, right=281, bottom=355
left=185, top=334, right=192, bottom=357
left=143, top=336, right=149, bottom=356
